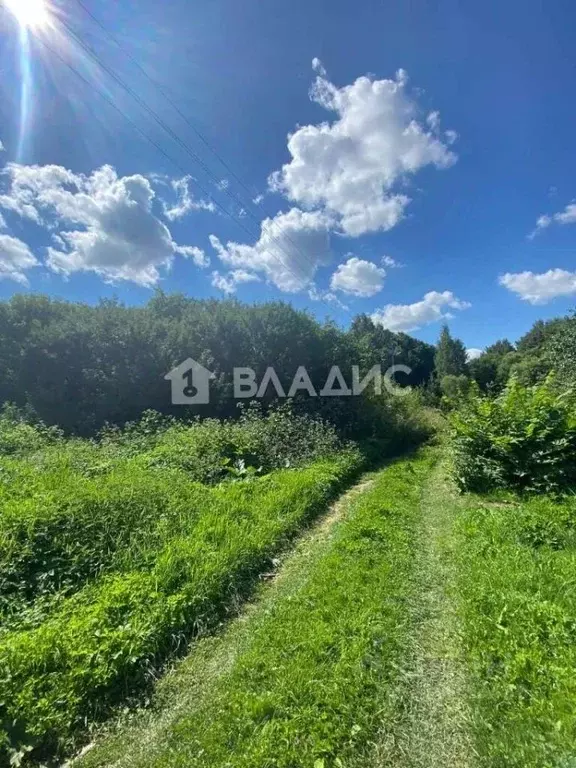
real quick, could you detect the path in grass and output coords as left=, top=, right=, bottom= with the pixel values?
left=72, top=467, right=380, bottom=768
left=75, top=448, right=479, bottom=768
left=373, top=457, right=475, bottom=768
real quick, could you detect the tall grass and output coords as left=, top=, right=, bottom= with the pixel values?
left=0, top=452, right=362, bottom=763
left=454, top=492, right=576, bottom=766
left=0, top=406, right=345, bottom=625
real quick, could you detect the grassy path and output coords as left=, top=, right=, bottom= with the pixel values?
left=76, top=451, right=436, bottom=768
left=373, top=457, right=475, bottom=768
left=74, top=444, right=576, bottom=768
left=73, top=467, right=382, bottom=767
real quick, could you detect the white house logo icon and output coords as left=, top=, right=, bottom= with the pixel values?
left=165, top=358, right=215, bottom=405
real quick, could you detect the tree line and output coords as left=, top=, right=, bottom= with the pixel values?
left=467, top=313, right=576, bottom=393
left=0, top=293, right=436, bottom=435
left=1, top=291, right=572, bottom=435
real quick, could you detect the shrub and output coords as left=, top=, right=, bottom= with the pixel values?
left=440, top=373, right=470, bottom=402
left=450, top=375, right=576, bottom=494
left=0, top=406, right=63, bottom=457
left=101, top=404, right=344, bottom=483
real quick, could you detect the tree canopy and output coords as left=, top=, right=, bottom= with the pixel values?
left=0, top=293, right=437, bottom=436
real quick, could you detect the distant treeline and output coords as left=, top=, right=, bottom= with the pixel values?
left=0, top=293, right=436, bottom=435
left=468, top=313, right=576, bottom=392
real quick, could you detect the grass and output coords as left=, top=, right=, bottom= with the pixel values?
left=76, top=448, right=438, bottom=768
left=375, top=457, right=475, bottom=768
left=454, top=489, right=576, bottom=767
left=0, top=447, right=363, bottom=764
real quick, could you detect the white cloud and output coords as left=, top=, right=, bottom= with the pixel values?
left=253, top=194, right=264, bottom=205
left=330, top=256, right=385, bottom=297
left=211, top=269, right=259, bottom=294
left=499, top=268, right=576, bottom=304
left=0, top=163, right=208, bottom=286
left=162, top=176, right=215, bottom=221
left=530, top=202, right=576, bottom=238
left=308, top=285, right=349, bottom=310
left=555, top=203, right=576, bottom=224
left=0, top=234, right=38, bottom=284
left=466, top=348, right=483, bottom=361
left=381, top=255, right=403, bottom=268
left=0, top=140, right=4, bottom=152
left=176, top=245, right=209, bottom=268
left=371, top=290, right=470, bottom=332
left=0, top=212, right=6, bottom=230
left=209, top=207, right=333, bottom=293
left=269, top=67, right=457, bottom=236
left=311, top=57, right=327, bottom=76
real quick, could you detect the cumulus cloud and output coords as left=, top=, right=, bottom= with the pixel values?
left=529, top=202, right=576, bottom=238
left=209, top=207, right=333, bottom=292
left=499, top=268, right=576, bottom=304
left=211, top=269, right=259, bottom=294
left=0, top=234, right=38, bottom=284
left=0, top=163, right=208, bottom=286
left=269, top=66, right=457, bottom=236
left=466, top=348, right=483, bottom=361
left=308, top=285, right=349, bottom=310
left=162, top=176, right=215, bottom=221
left=330, top=256, right=386, bottom=297
left=371, top=290, right=470, bottom=332
left=0, top=212, right=6, bottom=230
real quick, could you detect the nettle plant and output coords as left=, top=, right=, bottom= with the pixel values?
left=450, top=374, right=576, bottom=495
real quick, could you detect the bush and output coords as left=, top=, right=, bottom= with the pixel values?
left=440, top=373, right=470, bottom=402
left=450, top=375, right=576, bottom=494
left=0, top=406, right=62, bottom=457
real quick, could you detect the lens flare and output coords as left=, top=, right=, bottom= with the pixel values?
left=4, top=0, right=50, bottom=30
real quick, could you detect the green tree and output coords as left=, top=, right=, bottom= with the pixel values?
left=434, top=325, right=468, bottom=379
left=545, top=312, right=576, bottom=389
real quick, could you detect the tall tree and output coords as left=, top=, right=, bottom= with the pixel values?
left=434, top=325, right=468, bottom=379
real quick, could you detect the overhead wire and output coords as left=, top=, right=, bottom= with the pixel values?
left=0, top=10, right=318, bottom=303
left=59, top=8, right=332, bottom=301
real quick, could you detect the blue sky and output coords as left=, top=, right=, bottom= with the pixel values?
left=0, top=0, right=575, bottom=352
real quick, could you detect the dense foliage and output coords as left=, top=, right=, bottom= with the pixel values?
left=468, top=313, right=576, bottom=392
left=450, top=376, right=576, bottom=494
left=0, top=454, right=361, bottom=763
left=0, top=294, right=436, bottom=436
left=0, top=406, right=347, bottom=626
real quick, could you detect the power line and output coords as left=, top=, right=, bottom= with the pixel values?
left=65, top=1, right=335, bottom=307
left=0, top=10, right=318, bottom=302
left=73, top=0, right=261, bottom=207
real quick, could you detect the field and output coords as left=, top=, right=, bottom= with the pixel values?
left=2, top=390, right=576, bottom=767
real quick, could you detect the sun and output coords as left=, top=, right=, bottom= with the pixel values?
left=3, top=0, right=51, bottom=30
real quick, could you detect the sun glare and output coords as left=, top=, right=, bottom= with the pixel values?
left=4, top=0, right=51, bottom=30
